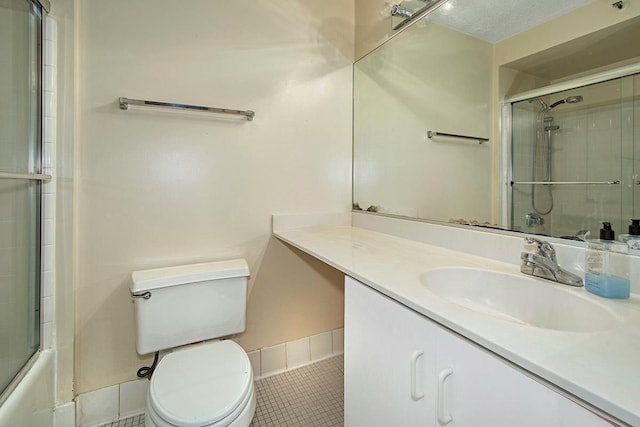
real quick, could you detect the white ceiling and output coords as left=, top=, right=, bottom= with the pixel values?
left=429, top=0, right=596, bottom=43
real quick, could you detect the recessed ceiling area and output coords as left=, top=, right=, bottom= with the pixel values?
left=502, top=14, right=640, bottom=82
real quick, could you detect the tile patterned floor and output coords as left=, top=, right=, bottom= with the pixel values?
left=250, top=354, right=344, bottom=427
left=100, top=414, right=144, bottom=427
left=99, top=354, right=344, bottom=427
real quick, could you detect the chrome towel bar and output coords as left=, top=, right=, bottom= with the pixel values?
left=427, top=130, right=489, bottom=144
left=511, top=180, right=621, bottom=185
left=0, top=172, right=52, bottom=181
left=119, top=97, right=255, bottom=121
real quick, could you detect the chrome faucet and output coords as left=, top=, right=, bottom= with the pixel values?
left=521, top=237, right=583, bottom=287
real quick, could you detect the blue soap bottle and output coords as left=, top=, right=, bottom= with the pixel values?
left=585, top=222, right=630, bottom=299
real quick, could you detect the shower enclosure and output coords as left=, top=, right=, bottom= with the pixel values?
left=509, top=73, right=640, bottom=240
left=0, top=0, right=43, bottom=399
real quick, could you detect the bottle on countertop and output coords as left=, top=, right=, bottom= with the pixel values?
left=585, top=222, right=630, bottom=299
left=618, top=219, right=640, bottom=253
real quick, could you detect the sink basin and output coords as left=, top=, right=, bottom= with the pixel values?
left=420, top=267, right=621, bottom=332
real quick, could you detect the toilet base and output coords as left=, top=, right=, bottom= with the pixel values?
left=145, top=380, right=256, bottom=427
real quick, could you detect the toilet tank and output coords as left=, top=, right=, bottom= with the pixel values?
left=130, top=259, right=249, bottom=355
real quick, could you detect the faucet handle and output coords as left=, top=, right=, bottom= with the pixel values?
left=524, top=237, right=557, bottom=262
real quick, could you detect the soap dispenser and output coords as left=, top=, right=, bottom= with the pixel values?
left=585, top=222, right=630, bottom=299
left=619, top=219, right=640, bottom=252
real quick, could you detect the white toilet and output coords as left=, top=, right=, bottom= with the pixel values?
left=130, top=259, right=256, bottom=427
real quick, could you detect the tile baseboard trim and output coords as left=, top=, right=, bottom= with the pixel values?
left=54, top=402, right=76, bottom=427
left=250, top=328, right=344, bottom=380
left=76, top=380, right=146, bottom=427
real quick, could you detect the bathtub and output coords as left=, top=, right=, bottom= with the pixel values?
left=0, top=349, right=55, bottom=426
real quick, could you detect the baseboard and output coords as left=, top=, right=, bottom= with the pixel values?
left=248, top=328, right=344, bottom=379
left=54, top=402, right=76, bottom=427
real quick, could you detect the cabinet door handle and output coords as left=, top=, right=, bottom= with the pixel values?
left=437, top=368, right=453, bottom=426
left=410, top=350, right=424, bottom=401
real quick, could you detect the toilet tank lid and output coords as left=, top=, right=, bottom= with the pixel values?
left=130, top=259, right=249, bottom=293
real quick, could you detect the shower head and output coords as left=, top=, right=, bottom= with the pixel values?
left=549, top=95, right=584, bottom=109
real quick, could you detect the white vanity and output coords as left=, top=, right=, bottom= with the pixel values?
left=346, top=276, right=605, bottom=426
left=273, top=213, right=640, bottom=426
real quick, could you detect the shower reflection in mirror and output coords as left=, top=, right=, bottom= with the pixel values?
left=528, top=95, right=584, bottom=216
left=509, top=74, right=639, bottom=240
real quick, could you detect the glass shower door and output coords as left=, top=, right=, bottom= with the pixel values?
left=0, top=0, right=43, bottom=396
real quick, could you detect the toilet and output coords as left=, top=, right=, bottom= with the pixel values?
left=130, top=259, right=256, bottom=427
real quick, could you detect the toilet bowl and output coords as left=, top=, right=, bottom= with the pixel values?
left=145, top=340, right=256, bottom=427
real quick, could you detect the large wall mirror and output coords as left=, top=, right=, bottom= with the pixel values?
left=353, top=0, right=640, bottom=241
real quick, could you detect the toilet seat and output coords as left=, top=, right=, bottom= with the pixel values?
left=148, top=340, right=254, bottom=427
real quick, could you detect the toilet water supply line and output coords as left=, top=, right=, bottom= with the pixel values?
left=137, top=351, right=160, bottom=379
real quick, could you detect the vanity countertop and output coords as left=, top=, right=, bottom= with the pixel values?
left=274, top=224, right=640, bottom=426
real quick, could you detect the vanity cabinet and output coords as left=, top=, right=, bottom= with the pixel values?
left=344, top=277, right=609, bottom=427
left=344, top=277, right=436, bottom=426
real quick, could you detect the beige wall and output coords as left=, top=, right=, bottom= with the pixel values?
left=241, top=238, right=345, bottom=349
left=76, top=0, right=353, bottom=394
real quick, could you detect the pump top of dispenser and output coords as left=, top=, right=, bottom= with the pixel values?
left=629, top=219, right=640, bottom=236
left=600, top=222, right=615, bottom=240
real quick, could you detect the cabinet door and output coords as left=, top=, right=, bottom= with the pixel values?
left=434, top=326, right=610, bottom=427
left=345, top=277, right=436, bottom=427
